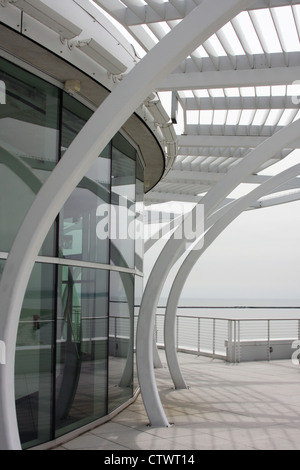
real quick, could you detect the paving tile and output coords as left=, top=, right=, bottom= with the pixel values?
left=90, top=422, right=138, bottom=435
left=91, top=427, right=155, bottom=445
left=251, top=437, right=300, bottom=451
left=53, top=355, right=300, bottom=451
left=123, top=436, right=191, bottom=451
left=169, top=433, right=255, bottom=451
left=61, top=433, right=128, bottom=450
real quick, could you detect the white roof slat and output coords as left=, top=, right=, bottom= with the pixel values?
left=271, top=6, right=300, bottom=53
left=249, top=8, right=283, bottom=55
left=232, top=11, right=264, bottom=55
left=93, top=0, right=128, bottom=23
left=97, top=1, right=300, bottom=25
left=216, top=22, right=246, bottom=69
left=250, top=0, right=300, bottom=11
left=292, top=4, right=300, bottom=41
left=90, top=1, right=300, bottom=208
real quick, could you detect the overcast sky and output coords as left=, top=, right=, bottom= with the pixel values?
left=145, top=152, right=300, bottom=305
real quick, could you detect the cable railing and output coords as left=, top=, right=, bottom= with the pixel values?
left=154, top=313, right=300, bottom=363
left=17, top=312, right=300, bottom=363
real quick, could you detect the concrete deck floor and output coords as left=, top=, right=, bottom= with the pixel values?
left=54, top=353, right=300, bottom=450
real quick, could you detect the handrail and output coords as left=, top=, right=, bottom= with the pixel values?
left=154, top=313, right=300, bottom=364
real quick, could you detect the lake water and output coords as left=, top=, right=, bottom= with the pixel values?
left=157, top=298, right=300, bottom=319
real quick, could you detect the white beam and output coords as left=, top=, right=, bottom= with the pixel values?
left=157, top=66, right=300, bottom=91
left=254, top=190, right=300, bottom=208
left=147, top=174, right=300, bottom=204
left=182, top=96, right=299, bottom=110
left=178, top=134, right=300, bottom=149
left=184, top=124, right=289, bottom=137
left=177, top=147, right=291, bottom=159
left=179, top=134, right=264, bottom=148
left=164, top=170, right=269, bottom=185
left=269, top=178, right=300, bottom=193
left=184, top=51, right=300, bottom=72
left=145, top=190, right=202, bottom=204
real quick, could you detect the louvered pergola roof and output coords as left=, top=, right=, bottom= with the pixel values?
left=94, top=0, right=300, bottom=208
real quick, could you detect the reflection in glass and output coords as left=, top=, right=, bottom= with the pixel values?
left=134, top=275, right=143, bottom=391
left=55, top=266, right=108, bottom=436
left=60, top=94, right=111, bottom=264
left=0, top=57, right=146, bottom=449
left=0, top=58, right=59, bottom=255
left=111, top=134, right=136, bottom=269
left=108, top=271, right=134, bottom=413
left=135, top=155, right=144, bottom=273
left=0, top=259, right=4, bottom=280
left=15, top=263, right=55, bottom=449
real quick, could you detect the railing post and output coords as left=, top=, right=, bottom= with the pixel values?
left=155, top=314, right=158, bottom=344
left=212, top=319, right=216, bottom=359
left=233, top=320, right=236, bottom=363
left=176, top=316, right=179, bottom=351
left=198, top=317, right=201, bottom=355
left=237, top=320, right=241, bottom=363
left=227, top=320, right=233, bottom=362
left=268, top=320, right=271, bottom=361
left=115, top=316, right=117, bottom=356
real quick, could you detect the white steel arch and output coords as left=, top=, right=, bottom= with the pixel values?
left=0, top=0, right=255, bottom=450
left=164, top=161, right=300, bottom=389
left=138, top=117, right=300, bottom=426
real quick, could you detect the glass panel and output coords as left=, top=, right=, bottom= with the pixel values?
left=108, top=270, right=134, bottom=413
left=135, top=155, right=144, bottom=273
left=15, top=263, right=55, bottom=449
left=60, top=94, right=111, bottom=264
left=134, top=275, right=143, bottom=391
left=110, top=133, right=136, bottom=269
left=0, top=258, right=5, bottom=281
left=55, top=266, right=108, bottom=437
left=0, top=58, right=59, bottom=256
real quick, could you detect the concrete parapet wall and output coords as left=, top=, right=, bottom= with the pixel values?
left=225, top=338, right=297, bottom=362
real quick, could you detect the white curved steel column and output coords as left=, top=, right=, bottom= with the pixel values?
left=165, top=160, right=300, bottom=389
left=145, top=217, right=183, bottom=370
left=0, top=0, right=256, bottom=449
left=139, top=115, right=300, bottom=424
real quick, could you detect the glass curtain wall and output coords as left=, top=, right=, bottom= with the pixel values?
left=0, top=57, right=144, bottom=449
left=55, top=266, right=109, bottom=436
left=55, top=95, right=111, bottom=437
left=108, top=133, right=136, bottom=412
left=0, top=58, right=58, bottom=256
